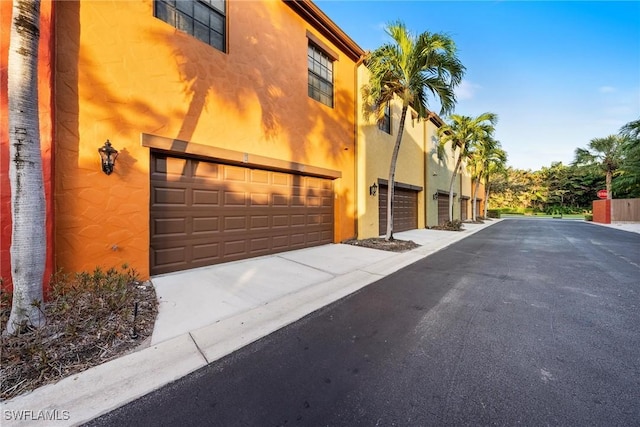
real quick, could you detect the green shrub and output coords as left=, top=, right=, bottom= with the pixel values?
left=487, top=209, right=501, bottom=218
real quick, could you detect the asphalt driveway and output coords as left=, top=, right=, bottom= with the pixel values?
left=89, top=219, right=640, bottom=426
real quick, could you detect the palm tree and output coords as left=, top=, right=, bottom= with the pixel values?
left=5, top=0, right=46, bottom=334
left=573, top=135, right=625, bottom=200
left=471, top=138, right=506, bottom=220
left=363, top=21, right=464, bottom=240
left=483, top=147, right=508, bottom=219
left=615, top=118, right=640, bottom=197
left=438, top=112, right=497, bottom=221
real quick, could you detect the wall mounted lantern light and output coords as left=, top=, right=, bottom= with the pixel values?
left=433, top=192, right=439, bottom=200
left=369, top=182, right=378, bottom=196
left=98, top=140, right=119, bottom=175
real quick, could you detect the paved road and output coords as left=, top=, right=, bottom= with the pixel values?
left=88, top=220, right=640, bottom=426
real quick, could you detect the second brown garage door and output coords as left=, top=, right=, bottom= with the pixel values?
left=150, top=154, right=334, bottom=275
left=378, top=184, right=418, bottom=235
left=437, top=192, right=450, bottom=225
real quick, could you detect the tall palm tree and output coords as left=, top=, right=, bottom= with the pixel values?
left=481, top=145, right=507, bottom=219
left=468, top=136, right=504, bottom=221
left=363, top=21, right=464, bottom=240
left=573, top=135, right=625, bottom=200
left=6, top=0, right=46, bottom=334
left=438, top=112, right=497, bottom=221
left=615, top=118, right=640, bottom=198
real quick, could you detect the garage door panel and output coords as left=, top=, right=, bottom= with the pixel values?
left=250, top=193, right=269, bottom=206
left=152, top=217, right=187, bottom=237
left=192, top=243, right=220, bottom=263
left=153, top=187, right=187, bottom=205
left=271, top=173, right=289, bottom=186
left=250, top=169, right=269, bottom=183
left=249, top=238, right=269, bottom=253
left=192, top=161, right=219, bottom=178
left=150, top=154, right=334, bottom=275
left=152, top=246, right=187, bottom=268
left=193, top=189, right=219, bottom=206
left=250, top=215, right=269, bottom=229
left=224, top=165, right=248, bottom=181
left=152, top=156, right=189, bottom=178
left=378, top=185, right=418, bottom=235
left=224, top=216, right=247, bottom=231
left=192, top=217, right=219, bottom=233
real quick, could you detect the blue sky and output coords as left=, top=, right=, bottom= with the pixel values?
left=316, top=0, right=640, bottom=171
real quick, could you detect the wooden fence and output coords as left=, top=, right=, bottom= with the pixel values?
left=593, top=198, right=640, bottom=223
left=611, top=198, right=640, bottom=222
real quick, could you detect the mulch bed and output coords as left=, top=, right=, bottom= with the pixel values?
left=342, top=237, right=420, bottom=252
left=1, top=269, right=158, bottom=401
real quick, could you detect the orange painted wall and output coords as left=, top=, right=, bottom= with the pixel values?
left=54, top=0, right=359, bottom=278
left=1, top=0, right=55, bottom=294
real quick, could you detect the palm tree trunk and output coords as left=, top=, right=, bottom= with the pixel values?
left=6, top=0, right=46, bottom=334
left=448, top=155, right=462, bottom=222
left=385, top=105, right=408, bottom=240
left=606, top=170, right=612, bottom=200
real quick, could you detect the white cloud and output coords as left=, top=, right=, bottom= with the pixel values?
left=598, top=86, right=617, bottom=93
left=455, top=80, right=482, bottom=101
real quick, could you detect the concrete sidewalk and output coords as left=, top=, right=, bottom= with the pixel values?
left=3, top=218, right=637, bottom=426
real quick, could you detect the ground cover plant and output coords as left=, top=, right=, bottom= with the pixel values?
left=0, top=265, right=158, bottom=401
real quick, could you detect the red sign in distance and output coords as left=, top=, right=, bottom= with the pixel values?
left=597, top=189, right=608, bottom=199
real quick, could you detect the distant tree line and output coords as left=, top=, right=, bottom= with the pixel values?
left=488, top=118, right=640, bottom=214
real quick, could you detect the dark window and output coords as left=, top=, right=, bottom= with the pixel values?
left=378, top=102, right=391, bottom=134
left=155, top=0, right=226, bottom=52
left=308, top=43, right=334, bottom=107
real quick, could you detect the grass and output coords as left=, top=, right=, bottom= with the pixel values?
left=500, top=213, right=586, bottom=219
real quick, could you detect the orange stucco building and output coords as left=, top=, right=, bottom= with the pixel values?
left=1, top=0, right=364, bottom=287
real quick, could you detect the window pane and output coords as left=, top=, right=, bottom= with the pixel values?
left=193, top=2, right=209, bottom=25
left=201, top=0, right=224, bottom=13
left=176, top=0, right=192, bottom=14
left=176, top=11, right=192, bottom=32
left=194, top=20, right=209, bottom=44
left=307, top=44, right=334, bottom=107
left=210, top=31, right=224, bottom=51
left=155, top=1, right=175, bottom=26
left=154, top=0, right=226, bottom=53
left=210, top=13, right=224, bottom=33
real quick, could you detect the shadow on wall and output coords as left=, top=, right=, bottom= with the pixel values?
left=54, top=0, right=359, bottom=277
left=149, top=0, right=356, bottom=166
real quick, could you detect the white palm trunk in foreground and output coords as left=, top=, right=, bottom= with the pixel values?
left=6, top=0, right=45, bottom=334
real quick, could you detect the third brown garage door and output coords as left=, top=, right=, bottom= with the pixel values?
left=150, top=154, right=334, bottom=275
left=378, top=184, right=418, bottom=235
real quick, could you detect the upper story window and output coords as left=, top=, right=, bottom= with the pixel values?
left=308, top=43, right=334, bottom=107
left=378, top=102, right=391, bottom=134
left=155, top=0, right=226, bottom=52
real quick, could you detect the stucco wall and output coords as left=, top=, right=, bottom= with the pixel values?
left=356, top=66, right=425, bottom=239
left=424, top=118, right=460, bottom=227
left=54, top=0, right=359, bottom=278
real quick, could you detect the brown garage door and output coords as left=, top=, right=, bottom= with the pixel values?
left=437, top=193, right=450, bottom=225
left=460, top=197, right=469, bottom=221
left=150, top=154, right=334, bottom=275
left=378, top=185, right=418, bottom=235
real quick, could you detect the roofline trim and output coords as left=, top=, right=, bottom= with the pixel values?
left=283, top=0, right=365, bottom=62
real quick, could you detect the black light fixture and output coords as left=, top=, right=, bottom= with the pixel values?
left=369, top=182, right=378, bottom=196
left=98, top=140, right=119, bottom=175
left=433, top=192, right=439, bottom=200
